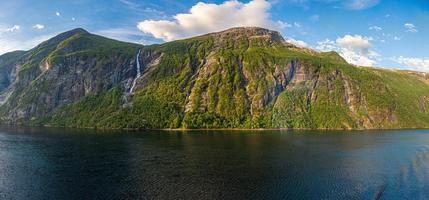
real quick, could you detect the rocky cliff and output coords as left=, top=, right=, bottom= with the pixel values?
left=1, top=27, right=429, bottom=129
left=0, top=28, right=140, bottom=123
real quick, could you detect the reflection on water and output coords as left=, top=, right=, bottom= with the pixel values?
left=1, top=127, right=429, bottom=199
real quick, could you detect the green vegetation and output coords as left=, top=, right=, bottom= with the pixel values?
left=2, top=27, right=429, bottom=130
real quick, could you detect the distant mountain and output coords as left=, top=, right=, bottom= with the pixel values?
left=1, top=27, right=429, bottom=129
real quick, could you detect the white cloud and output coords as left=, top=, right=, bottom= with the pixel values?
left=336, top=35, right=377, bottom=66
left=277, top=20, right=292, bottom=29
left=286, top=38, right=308, bottom=48
left=393, top=56, right=429, bottom=72
left=56, top=11, right=61, bottom=16
left=293, top=22, right=301, bottom=28
left=404, top=23, right=418, bottom=33
left=336, top=34, right=371, bottom=50
left=137, top=0, right=289, bottom=41
left=72, top=17, right=76, bottom=21
left=316, top=39, right=337, bottom=51
left=347, top=0, right=380, bottom=10
left=32, top=24, right=45, bottom=29
left=369, top=25, right=382, bottom=31
left=0, top=25, right=21, bottom=37
left=393, top=36, right=401, bottom=41
left=404, top=23, right=417, bottom=33
left=316, top=35, right=378, bottom=66
left=340, top=49, right=377, bottom=66
left=5, top=25, right=20, bottom=32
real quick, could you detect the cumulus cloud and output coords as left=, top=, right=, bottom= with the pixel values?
left=336, top=34, right=371, bottom=50
left=393, top=56, right=429, bottom=72
left=286, top=38, right=308, bottom=48
left=404, top=23, right=417, bottom=33
left=316, top=35, right=378, bottom=66
left=32, top=24, right=45, bottom=29
left=137, top=0, right=289, bottom=41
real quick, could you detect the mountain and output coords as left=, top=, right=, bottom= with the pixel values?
left=1, top=27, right=429, bottom=129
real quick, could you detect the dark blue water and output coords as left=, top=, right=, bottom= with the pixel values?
left=1, top=127, right=429, bottom=199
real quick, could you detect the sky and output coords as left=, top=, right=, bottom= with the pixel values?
left=0, top=0, right=428, bottom=71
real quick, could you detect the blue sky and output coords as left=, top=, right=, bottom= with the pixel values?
left=0, top=0, right=428, bottom=71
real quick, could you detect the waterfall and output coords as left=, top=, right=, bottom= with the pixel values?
left=130, top=49, right=141, bottom=93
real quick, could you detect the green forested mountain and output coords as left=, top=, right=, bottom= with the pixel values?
left=1, top=27, right=429, bottom=129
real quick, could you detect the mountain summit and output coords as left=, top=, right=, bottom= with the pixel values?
left=1, top=27, right=429, bottom=129
left=207, top=27, right=285, bottom=43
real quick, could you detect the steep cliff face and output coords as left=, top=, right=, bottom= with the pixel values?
left=0, top=28, right=141, bottom=123
left=0, top=50, right=26, bottom=104
left=1, top=27, right=429, bottom=129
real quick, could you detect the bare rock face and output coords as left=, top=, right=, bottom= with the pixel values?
left=1, top=27, right=429, bottom=129
left=0, top=28, right=141, bottom=123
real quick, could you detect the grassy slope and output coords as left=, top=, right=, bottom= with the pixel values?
left=35, top=30, right=429, bottom=130
left=374, top=69, right=429, bottom=127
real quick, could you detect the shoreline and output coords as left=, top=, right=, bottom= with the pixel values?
left=1, top=124, right=428, bottom=132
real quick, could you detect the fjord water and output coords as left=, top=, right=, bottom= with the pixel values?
left=1, top=128, right=429, bottom=199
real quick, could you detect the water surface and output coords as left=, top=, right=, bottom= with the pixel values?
left=1, top=127, right=429, bottom=199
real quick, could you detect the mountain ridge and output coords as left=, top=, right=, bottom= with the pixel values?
left=1, top=27, right=429, bottom=130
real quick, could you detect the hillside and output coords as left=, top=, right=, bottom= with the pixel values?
left=1, top=27, right=429, bottom=129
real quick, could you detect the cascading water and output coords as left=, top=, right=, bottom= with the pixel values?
left=130, top=49, right=141, bottom=93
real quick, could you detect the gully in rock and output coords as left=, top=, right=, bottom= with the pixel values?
left=130, top=49, right=142, bottom=93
